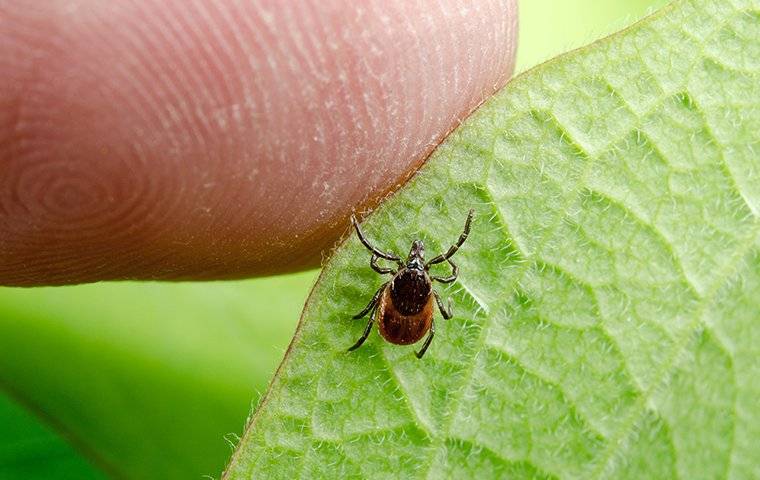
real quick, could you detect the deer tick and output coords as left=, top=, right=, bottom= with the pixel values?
left=348, top=209, right=474, bottom=358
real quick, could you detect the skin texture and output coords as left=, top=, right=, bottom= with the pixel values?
left=0, top=0, right=518, bottom=286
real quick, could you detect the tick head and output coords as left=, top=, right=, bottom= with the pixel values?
left=406, top=240, right=425, bottom=270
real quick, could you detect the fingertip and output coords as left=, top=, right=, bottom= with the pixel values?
left=0, top=0, right=518, bottom=285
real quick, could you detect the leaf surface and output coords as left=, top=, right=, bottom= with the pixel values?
left=224, top=1, right=760, bottom=478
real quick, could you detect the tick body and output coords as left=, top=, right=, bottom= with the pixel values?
left=348, top=209, right=474, bottom=359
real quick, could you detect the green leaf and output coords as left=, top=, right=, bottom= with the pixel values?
left=224, top=1, right=760, bottom=478
left=0, top=273, right=316, bottom=480
left=0, top=392, right=105, bottom=480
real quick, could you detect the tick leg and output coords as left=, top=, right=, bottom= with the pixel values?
left=348, top=306, right=377, bottom=352
left=352, top=215, right=403, bottom=265
left=415, top=319, right=435, bottom=359
left=433, top=290, right=453, bottom=319
left=426, top=209, right=474, bottom=267
left=353, top=282, right=388, bottom=319
left=370, top=254, right=396, bottom=275
left=431, top=259, right=458, bottom=283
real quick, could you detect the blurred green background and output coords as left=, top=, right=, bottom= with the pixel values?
left=0, top=1, right=668, bottom=479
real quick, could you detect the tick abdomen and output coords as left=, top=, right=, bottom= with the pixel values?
left=378, top=287, right=433, bottom=345
left=378, top=269, right=433, bottom=345
left=389, top=269, right=431, bottom=315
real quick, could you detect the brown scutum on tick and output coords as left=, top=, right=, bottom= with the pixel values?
left=347, top=209, right=473, bottom=359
